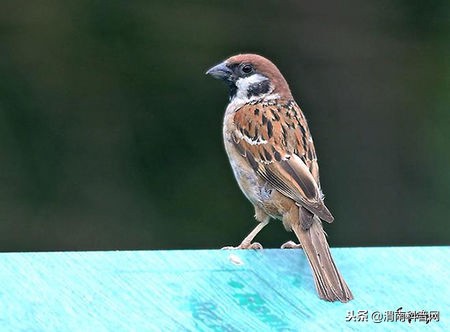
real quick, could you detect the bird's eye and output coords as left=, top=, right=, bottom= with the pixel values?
left=240, top=64, right=253, bottom=75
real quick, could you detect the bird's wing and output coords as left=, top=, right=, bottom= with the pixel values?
left=231, top=100, right=334, bottom=222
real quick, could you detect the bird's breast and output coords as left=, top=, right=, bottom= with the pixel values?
left=222, top=109, right=287, bottom=218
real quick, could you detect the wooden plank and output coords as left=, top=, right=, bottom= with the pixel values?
left=0, top=247, right=448, bottom=331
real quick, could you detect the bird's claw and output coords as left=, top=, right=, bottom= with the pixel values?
left=221, top=242, right=263, bottom=250
left=281, top=241, right=302, bottom=249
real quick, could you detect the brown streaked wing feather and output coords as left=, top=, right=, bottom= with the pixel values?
left=260, top=155, right=333, bottom=222
left=232, top=101, right=334, bottom=222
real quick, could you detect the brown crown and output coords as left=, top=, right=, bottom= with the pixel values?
left=226, top=54, right=293, bottom=99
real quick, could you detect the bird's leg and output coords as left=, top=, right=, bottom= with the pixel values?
left=222, top=220, right=268, bottom=249
left=281, top=241, right=302, bottom=249
left=280, top=207, right=302, bottom=249
left=222, top=212, right=270, bottom=250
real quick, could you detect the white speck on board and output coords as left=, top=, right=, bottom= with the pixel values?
left=229, top=254, right=243, bottom=266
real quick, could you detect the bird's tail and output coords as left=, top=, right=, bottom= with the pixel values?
left=292, top=211, right=353, bottom=302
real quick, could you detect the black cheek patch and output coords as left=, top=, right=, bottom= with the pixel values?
left=247, top=79, right=271, bottom=98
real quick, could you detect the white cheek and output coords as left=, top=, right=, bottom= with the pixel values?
left=235, top=74, right=267, bottom=93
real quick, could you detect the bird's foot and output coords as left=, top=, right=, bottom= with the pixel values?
left=222, top=241, right=263, bottom=250
left=281, top=241, right=302, bottom=249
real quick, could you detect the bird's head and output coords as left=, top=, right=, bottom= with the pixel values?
left=206, top=54, right=292, bottom=103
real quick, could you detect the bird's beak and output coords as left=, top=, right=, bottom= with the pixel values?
left=205, top=61, right=232, bottom=80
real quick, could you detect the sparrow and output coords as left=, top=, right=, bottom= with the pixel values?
left=206, top=54, right=353, bottom=302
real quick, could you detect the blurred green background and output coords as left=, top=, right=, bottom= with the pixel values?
left=0, top=1, right=449, bottom=251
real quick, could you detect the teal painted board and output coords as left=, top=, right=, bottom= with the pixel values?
left=0, top=247, right=448, bottom=331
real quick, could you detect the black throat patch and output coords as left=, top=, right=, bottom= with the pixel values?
left=228, top=83, right=237, bottom=100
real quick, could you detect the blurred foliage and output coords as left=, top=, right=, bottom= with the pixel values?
left=0, top=0, right=449, bottom=251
